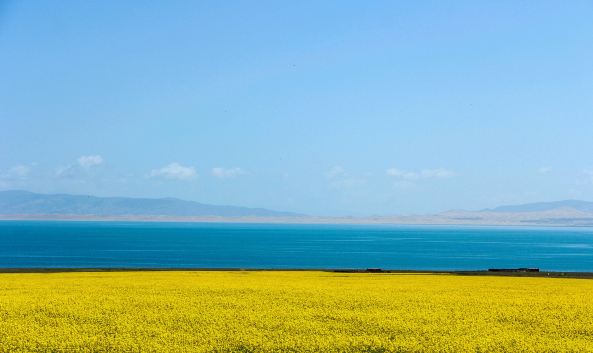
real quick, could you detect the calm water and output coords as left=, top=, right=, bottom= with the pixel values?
left=1, top=221, right=593, bottom=271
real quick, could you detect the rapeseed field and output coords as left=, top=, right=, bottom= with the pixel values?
left=0, top=271, right=592, bottom=352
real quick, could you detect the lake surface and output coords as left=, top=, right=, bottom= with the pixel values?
left=1, top=221, right=593, bottom=271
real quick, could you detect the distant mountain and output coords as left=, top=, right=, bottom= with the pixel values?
left=4, top=190, right=593, bottom=226
left=0, top=190, right=300, bottom=217
left=485, top=200, right=593, bottom=213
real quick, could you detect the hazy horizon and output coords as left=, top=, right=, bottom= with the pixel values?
left=4, top=189, right=593, bottom=219
left=2, top=1, right=593, bottom=216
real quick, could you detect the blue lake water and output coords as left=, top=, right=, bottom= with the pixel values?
left=1, top=221, right=593, bottom=271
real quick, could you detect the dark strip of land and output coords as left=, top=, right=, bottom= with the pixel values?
left=0, top=267, right=592, bottom=279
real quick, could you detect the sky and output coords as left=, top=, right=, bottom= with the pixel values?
left=1, top=1, right=593, bottom=216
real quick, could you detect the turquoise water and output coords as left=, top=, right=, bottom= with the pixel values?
left=1, top=221, right=593, bottom=271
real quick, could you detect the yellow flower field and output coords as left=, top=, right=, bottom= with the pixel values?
left=1, top=271, right=592, bottom=352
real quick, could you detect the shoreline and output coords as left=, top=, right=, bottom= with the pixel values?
left=1, top=268, right=593, bottom=279
left=2, top=217, right=593, bottom=229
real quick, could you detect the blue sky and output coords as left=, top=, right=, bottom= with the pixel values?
left=1, top=1, right=593, bottom=216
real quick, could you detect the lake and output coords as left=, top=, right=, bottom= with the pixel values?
left=1, top=221, right=593, bottom=271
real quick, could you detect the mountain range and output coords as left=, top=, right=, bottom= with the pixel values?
left=0, top=190, right=299, bottom=218
left=485, top=200, right=593, bottom=213
left=2, top=190, right=593, bottom=226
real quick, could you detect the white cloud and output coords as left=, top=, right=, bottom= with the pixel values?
left=150, top=162, right=197, bottom=180
left=326, top=166, right=345, bottom=179
left=0, top=164, right=34, bottom=188
left=391, top=179, right=418, bottom=191
left=330, top=177, right=366, bottom=189
left=55, top=165, right=84, bottom=178
left=325, top=166, right=366, bottom=189
left=0, top=165, right=32, bottom=187
left=386, top=168, right=420, bottom=180
left=54, top=166, right=72, bottom=178
left=54, top=156, right=103, bottom=178
left=538, top=167, right=551, bottom=174
left=8, top=165, right=30, bottom=178
left=77, top=155, right=103, bottom=168
left=386, top=168, right=456, bottom=180
left=211, top=167, right=247, bottom=178
left=419, top=168, right=456, bottom=178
